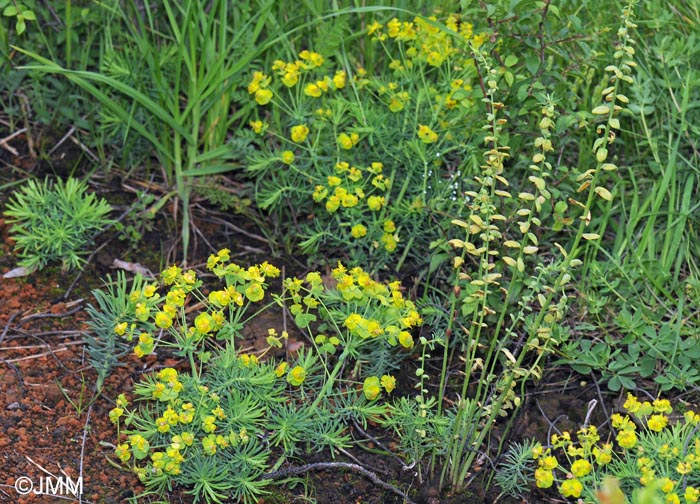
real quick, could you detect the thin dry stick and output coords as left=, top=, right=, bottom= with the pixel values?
left=0, top=128, right=27, bottom=156
left=261, top=462, right=415, bottom=504
left=18, top=303, right=84, bottom=326
left=77, top=403, right=92, bottom=504
left=5, top=347, right=69, bottom=363
left=0, top=310, right=25, bottom=345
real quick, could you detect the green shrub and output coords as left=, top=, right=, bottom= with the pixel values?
left=3, top=176, right=113, bottom=272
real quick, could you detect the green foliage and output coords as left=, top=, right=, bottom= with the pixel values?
left=494, top=439, right=538, bottom=499
left=0, top=1, right=36, bottom=37
left=85, top=272, right=159, bottom=392
left=3, top=176, right=113, bottom=272
left=14, top=0, right=285, bottom=261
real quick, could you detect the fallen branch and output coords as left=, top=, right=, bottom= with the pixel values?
left=261, top=461, right=415, bottom=504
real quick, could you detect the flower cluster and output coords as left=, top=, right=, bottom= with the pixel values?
left=243, top=11, right=488, bottom=270
left=111, top=366, right=258, bottom=485
left=531, top=394, right=700, bottom=503
left=284, top=262, right=421, bottom=352
left=112, top=249, right=280, bottom=362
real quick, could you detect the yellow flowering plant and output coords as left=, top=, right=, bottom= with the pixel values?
left=244, top=12, right=489, bottom=272
left=103, top=252, right=416, bottom=503
left=515, top=394, right=700, bottom=503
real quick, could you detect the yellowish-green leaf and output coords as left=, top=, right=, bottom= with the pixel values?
left=504, top=240, right=520, bottom=249
left=576, top=169, right=596, bottom=182
left=451, top=219, right=468, bottom=228
left=523, top=246, right=538, bottom=254
left=582, top=233, right=600, bottom=240
left=528, top=176, right=546, bottom=192
left=503, top=256, right=516, bottom=267
left=595, top=186, right=613, bottom=201
left=517, top=257, right=525, bottom=273
left=592, top=105, right=610, bottom=115
left=596, top=148, right=608, bottom=162
left=554, top=242, right=568, bottom=258
left=501, top=348, right=516, bottom=364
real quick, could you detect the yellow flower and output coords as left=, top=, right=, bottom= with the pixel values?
left=341, top=193, right=359, bottom=208
left=677, top=461, right=692, bottom=475
left=291, top=124, right=310, bottom=143
left=281, top=71, right=299, bottom=87
left=255, top=88, right=273, bottom=105
left=275, top=362, right=288, bottom=378
left=109, top=407, right=124, bottom=424
left=367, top=195, right=385, bottom=211
left=244, top=283, right=264, bottom=302
left=417, top=124, right=438, bottom=144
left=155, top=311, right=173, bottom=329
left=348, top=167, right=362, bottom=182
left=617, top=428, right=637, bottom=449
left=363, top=376, right=381, bottom=400
left=387, top=18, right=401, bottom=37
left=312, top=185, right=328, bottom=202
left=162, top=265, right=181, bottom=285
left=337, top=132, right=354, bottom=150
left=389, top=95, right=405, bottom=112
left=384, top=220, right=396, bottom=233
left=299, top=50, right=324, bottom=67
left=351, top=224, right=367, bottom=239
left=304, top=82, right=322, bottom=97
left=287, top=365, right=306, bottom=386
left=398, top=330, right=413, bottom=349
left=647, top=414, right=668, bottom=432
left=250, top=120, right=265, bottom=134
left=114, top=322, right=128, bottom=335
left=115, top=443, right=131, bottom=462
left=281, top=150, right=295, bottom=165
left=541, top=455, right=558, bottom=470
left=333, top=70, right=346, bottom=89
left=665, top=493, right=680, bottom=504
left=593, top=444, right=613, bottom=465
left=534, top=467, right=554, bottom=488
left=653, top=398, right=672, bottom=414
left=367, top=21, right=382, bottom=36
left=560, top=478, right=583, bottom=498
left=685, top=410, right=700, bottom=425
left=570, top=459, right=592, bottom=477
left=685, top=486, right=700, bottom=503
left=195, top=312, right=214, bottom=334
left=381, top=375, right=396, bottom=393
left=345, top=313, right=363, bottom=331
left=325, top=195, right=340, bottom=212
left=328, top=175, right=342, bottom=187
